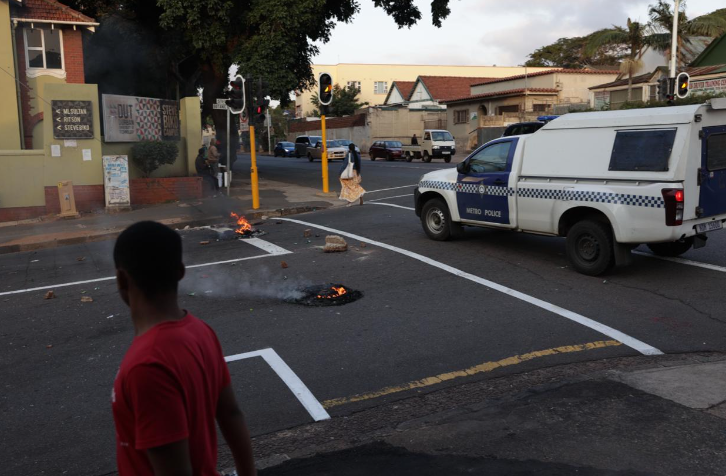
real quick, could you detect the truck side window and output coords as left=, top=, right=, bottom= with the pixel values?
left=707, top=133, right=726, bottom=171
left=424, top=132, right=431, bottom=141
left=608, top=129, right=676, bottom=171
left=469, top=142, right=512, bottom=173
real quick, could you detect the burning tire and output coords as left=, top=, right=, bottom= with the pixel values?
left=286, top=284, right=363, bottom=306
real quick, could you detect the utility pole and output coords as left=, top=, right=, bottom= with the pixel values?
left=318, top=73, right=333, bottom=193
left=670, top=0, right=680, bottom=78
left=266, top=110, right=271, bottom=155
left=226, top=108, right=231, bottom=197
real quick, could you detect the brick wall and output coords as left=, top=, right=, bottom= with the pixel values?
left=289, top=114, right=367, bottom=133
left=62, top=29, right=85, bottom=84
left=0, top=206, right=47, bottom=223
left=44, top=185, right=105, bottom=214
left=130, top=177, right=202, bottom=205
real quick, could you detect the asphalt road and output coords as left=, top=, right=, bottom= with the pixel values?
left=2, top=167, right=726, bottom=475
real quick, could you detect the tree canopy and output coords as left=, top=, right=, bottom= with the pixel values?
left=309, top=84, right=369, bottom=117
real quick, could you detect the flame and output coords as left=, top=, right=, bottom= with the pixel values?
left=230, top=212, right=253, bottom=235
left=317, top=286, right=347, bottom=299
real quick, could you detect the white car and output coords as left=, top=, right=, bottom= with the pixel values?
left=415, top=100, right=726, bottom=275
left=307, top=140, right=347, bottom=162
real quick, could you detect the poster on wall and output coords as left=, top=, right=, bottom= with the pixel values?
left=103, top=94, right=179, bottom=142
left=51, top=100, right=94, bottom=139
left=160, top=100, right=180, bottom=140
left=103, top=155, right=131, bottom=208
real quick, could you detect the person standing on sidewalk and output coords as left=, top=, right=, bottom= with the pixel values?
left=339, top=143, right=365, bottom=206
left=111, top=221, right=256, bottom=476
left=195, top=147, right=219, bottom=195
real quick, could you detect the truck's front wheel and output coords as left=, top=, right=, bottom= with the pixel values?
left=566, top=220, right=615, bottom=276
left=423, top=151, right=432, bottom=163
left=421, top=198, right=457, bottom=241
left=647, top=238, right=693, bottom=257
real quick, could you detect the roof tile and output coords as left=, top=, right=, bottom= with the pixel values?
left=417, top=76, right=496, bottom=101
left=12, top=0, right=95, bottom=24
left=442, top=88, right=560, bottom=104
left=471, top=68, right=620, bottom=87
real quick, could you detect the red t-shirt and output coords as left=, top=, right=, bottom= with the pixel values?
left=112, top=313, right=230, bottom=476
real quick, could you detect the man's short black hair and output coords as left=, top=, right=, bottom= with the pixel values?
left=114, top=221, right=183, bottom=298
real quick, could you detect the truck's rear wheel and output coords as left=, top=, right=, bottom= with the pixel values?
left=566, top=220, right=615, bottom=276
left=421, top=198, right=457, bottom=241
left=423, top=151, right=432, bottom=163
left=647, top=238, right=693, bottom=257
left=405, top=153, right=413, bottom=163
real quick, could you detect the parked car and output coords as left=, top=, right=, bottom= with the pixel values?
left=307, top=140, right=347, bottom=162
left=294, top=135, right=322, bottom=158
left=334, top=139, right=360, bottom=154
left=369, top=140, right=403, bottom=161
left=274, top=141, right=295, bottom=157
left=401, top=129, right=456, bottom=163
left=415, top=102, right=726, bottom=275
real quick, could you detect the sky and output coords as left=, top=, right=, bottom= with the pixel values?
left=313, top=0, right=725, bottom=66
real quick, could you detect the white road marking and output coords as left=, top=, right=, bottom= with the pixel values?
left=225, top=348, right=330, bottom=421
left=366, top=185, right=417, bottom=193
left=0, top=239, right=291, bottom=297
left=278, top=218, right=663, bottom=356
left=368, top=194, right=414, bottom=202
left=633, top=250, right=726, bottom=273
left=369, top=203, right=416, bottom=211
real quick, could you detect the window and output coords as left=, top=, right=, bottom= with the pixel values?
left=385, top=141, right=402, bottom=148
left=532, top=104, right=550, bottom=112
left=346, top=81, right=361, bottom=91
left=432, top=131, right=453, bottom=141
left=649, top=85, right=657, bottom=102
left=454, top=110, right=469, bottom=124
left=424, top=132, right=431, bottom=140
left=609, top=88, right=643, bottom=110
left=608, top=129, right=676, bottom=172
left=497, top=105, right=519, bottom=114
left=374, top=81, right=388, bottom=94
left=469, top=141, right=513, bottom=173
left=24, top=27, right=64, bottom=70
left=707, top=133, right=726, bottom=171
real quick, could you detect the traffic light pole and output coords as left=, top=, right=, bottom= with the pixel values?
left=670, top=0, right=680, bottom=78
left=226, top=108, right=231, bottom=197
left=321, top=114, right=329, bottom=193
left=249, top=125, right=260, bottom=209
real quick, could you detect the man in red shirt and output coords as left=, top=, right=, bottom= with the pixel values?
left=112, top=221, right=256, bottom=476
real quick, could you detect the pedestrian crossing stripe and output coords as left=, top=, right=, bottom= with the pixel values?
left=419, top=180, right=665, bottom=209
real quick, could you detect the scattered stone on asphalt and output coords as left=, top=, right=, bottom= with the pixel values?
left=324, top=235, right=348, bottom=253
left=361, top=243, right=366, bottom=248
left=281, top=261, right=289, bottom=269
left=44, top=291, right=55, bottom=300
left=199, top=240, right=210, bottom=245
left=31, top=260, right=39, bottom=263
left=46, top=345, right=53, bottom=349
left=303, top=229, right=312, bottom=237
left=81, top=296, right=93, bottom=303
left=106, top=315, right=114, bottom=319
left=76, top=257, right=85, bottom=261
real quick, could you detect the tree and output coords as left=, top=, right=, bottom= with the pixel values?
left=525, top=33, right=624, bottom=68
left=309, top=84, right=369, bottom=117
left=64, top=0, right=452, bottom=165
left=586, top=19, right=652, bottom=101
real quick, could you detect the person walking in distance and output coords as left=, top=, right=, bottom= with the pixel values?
left=339, top=143, right=365, bottom=206
left=111, top=221, right=256, bottom=476
left=411, top=133, right=418, bottom=145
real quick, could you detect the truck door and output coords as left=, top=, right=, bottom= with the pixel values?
left=699, top=126, right=726, bottom=217
left=456, top=138, right=517, bottom=225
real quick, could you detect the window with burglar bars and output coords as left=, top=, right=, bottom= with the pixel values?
left=532, top=104, right=550, bottom=112
left=346, top=81, right=361, bottom=91
left=454, top=110, right=469, bottom=124
left=374, top=81, right=388, bottom=94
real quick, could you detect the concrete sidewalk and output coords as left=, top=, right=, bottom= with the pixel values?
left=246, top=354, right=726, bottom=476
left=0, top=178, right=338, bottom=254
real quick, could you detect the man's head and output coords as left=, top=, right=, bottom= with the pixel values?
left=114, top=221, right=185, bottom=306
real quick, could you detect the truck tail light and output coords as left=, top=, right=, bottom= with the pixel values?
left=662, top=188, right=684, bottom=226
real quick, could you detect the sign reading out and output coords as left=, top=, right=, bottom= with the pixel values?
left=102, top=94, right=180, bottom=142
left=51, top=100, right=94, bottom=139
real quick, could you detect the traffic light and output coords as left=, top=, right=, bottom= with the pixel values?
left=318, top=72, right=333, bottom=106
left=252, top=78, right=269, bottom=125
left=225, top=75, right=245, bottom=114
left=656, top=77, right=669, bottom=102
left=676, top=72, right=690, bottom=99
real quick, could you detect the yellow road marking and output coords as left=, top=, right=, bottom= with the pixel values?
left=322, top=340, right=622, bottom=409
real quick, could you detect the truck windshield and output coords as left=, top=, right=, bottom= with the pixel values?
left=431, top=131, right=453, bottom=142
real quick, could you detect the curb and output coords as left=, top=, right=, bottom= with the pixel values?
left=0, top=206, right=324, bottom=255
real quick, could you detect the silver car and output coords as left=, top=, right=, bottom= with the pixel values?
left=307, top=140, right=347, bottom=162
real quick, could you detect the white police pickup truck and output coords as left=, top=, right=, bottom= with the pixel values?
left=414, top=100, right=726, bottom=275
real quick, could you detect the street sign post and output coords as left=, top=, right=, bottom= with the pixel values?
left=213, top=99, right=227, bottom=110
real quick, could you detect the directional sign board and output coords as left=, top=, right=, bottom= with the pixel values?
left=51, top=100, right=94, bottom=139
left=213, top=98, right=228, bottom=110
